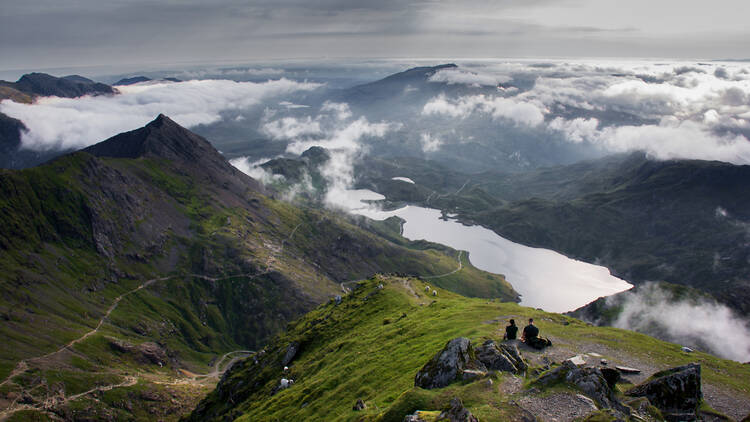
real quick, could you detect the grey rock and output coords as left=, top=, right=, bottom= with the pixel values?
left=414, top=337, right=486, bottom=389
left=475, top=340, right=527, bottom=374
left=625, top=363, right=702, bottom=420
left=438, top=397, right=479, bottom=422
left=281, top=341, right=300, bottom=367
left=534, top=360, right=629, bottom=414
left=600, top=367, right=621, bottom=389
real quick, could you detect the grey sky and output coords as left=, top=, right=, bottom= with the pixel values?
left=1, top=0, right=749, bottom=72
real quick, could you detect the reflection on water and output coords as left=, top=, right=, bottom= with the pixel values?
left=345, top=190, right=632, bottom=313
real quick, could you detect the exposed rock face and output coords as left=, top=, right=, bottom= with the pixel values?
left=625, top=363, right=702, bottom=420
left=414, top=337, right=486, bottom=389
left=281, top=341, right=300, bottom=367
left=475, top=340, right=527, bottom=373
left=439, top=397, right=479, bottom=422
left=534, top=360, right=629, bottom=415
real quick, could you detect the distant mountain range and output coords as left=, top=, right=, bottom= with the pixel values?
left=0, top=72, right=117, bottom=169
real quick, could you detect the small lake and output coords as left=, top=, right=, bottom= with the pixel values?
left=342, top=189, right=632, bottom=313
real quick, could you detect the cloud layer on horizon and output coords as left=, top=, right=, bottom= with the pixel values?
left=0, top=78, right=321, bottom=151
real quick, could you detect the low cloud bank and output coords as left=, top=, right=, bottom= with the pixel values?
left=425, top=60, right=750, bottom=165
left=0, top=78, right=321, bottom=151
left=245, top=101, right=398, bottom=208
left=610, top=283, right=750, bottom=362
left=428, top=68, right=510, bottom=87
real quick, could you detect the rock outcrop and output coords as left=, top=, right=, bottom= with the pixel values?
left=439, top=397, right=479, bottom=422
left=625, top=363, right=702, bottom=421
left=534, top=360, right=629, bottom=415
left=475, top=339, right=527, bottom=373
left=414, top=338, right=486, bottom=389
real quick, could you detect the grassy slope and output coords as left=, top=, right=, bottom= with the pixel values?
left=190, top=276, right=750, bottom=422
left=0, top=151, right=518, bottom=420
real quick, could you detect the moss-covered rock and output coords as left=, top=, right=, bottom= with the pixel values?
left=625, top=363, right=701, bottom=420
left=414, top=338, right=486, bottom=389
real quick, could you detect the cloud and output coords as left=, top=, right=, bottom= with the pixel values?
left=420, top=132, right=443, bottom=152
left=428, top=68, right=510, bottom=87
left=251, top=102, right=398, bottom=208
left=0, top=78, right=322, bottom=151
left=320, top=101, right=352, bottom=120
left=229, top=156, right=284, bottom=184
left=262, top=116, right=322, bottom=140
left=610, top=283, right=750, bottom=362
left=422, top=94, right=545, bottom=126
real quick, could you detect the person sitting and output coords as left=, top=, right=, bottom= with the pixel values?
left=503, top=319, right=518, bottom=340
left=521, top=318, right=551, bottom=349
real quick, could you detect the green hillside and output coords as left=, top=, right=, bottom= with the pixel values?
left=188, top=276, right=750, bottom=422
left=0, top=116, right=516, bottom=421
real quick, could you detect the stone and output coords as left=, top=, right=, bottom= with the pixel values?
left=534, top=360, right=629, bottom=414
left=462, top=369, right=487, bottom=381
left=625, top=363, right=702, bottom=421
left=576, top=394, right=598, bottom=410
left=438, top=397, right=479, bottom=422
left=281, top=341, right=300, bottom=367
left=476, top=340, right=517, bottom=373
left=334, top=295, right=342, bottom=305
left=475, top=340, right=527, bottom=374
left=566, top=355, right=587, bottom=366
left=414, top=337, right=487, bottom=389
left=616, top=366, right=641, bottom=374
left=600, top=367, right=621, bottom=389
left=681, top=346, right=694, bottom=353
left=353, top=398, right=366, bottom=411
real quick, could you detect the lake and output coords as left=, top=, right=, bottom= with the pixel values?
left=343, top=189, right=632, bottom=313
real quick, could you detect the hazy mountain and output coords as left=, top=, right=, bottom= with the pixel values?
left=0, top=72, right=115, bottom=98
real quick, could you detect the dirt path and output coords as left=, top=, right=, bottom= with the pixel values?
left=423, top=250, right=464, bottom=279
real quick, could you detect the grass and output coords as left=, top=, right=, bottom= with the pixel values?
left=190, top=275, right=750, bottom=422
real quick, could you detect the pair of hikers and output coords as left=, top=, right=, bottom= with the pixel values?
left=503, top=318, right=552, bottom=350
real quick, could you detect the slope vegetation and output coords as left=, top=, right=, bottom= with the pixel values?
left=188, top=276, right=750, bottom=421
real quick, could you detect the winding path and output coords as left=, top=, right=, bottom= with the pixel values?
left=423, top=250, right=464, bottom=279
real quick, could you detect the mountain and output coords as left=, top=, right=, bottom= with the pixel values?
left=113, top=76, right=182, bottom=86
left=187, top=276, right=750, bottom=421
left=114, top=76, right=152, bottom=86
left=0, top=115, right=516, bottom=421
left=0, top=73, right=118, bottom=170
left=0, top=72, right=115, bottom=99
left=356, top=152, right=750, bottom=315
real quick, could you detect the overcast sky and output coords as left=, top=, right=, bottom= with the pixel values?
left=2, top=0, right=749, bottom=72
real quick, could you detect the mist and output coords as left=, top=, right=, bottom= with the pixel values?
left=609, top=283, right=750, bottom=362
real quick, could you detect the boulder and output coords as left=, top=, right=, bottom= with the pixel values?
left=438, top=397, right=479, bottom=422
left=625, top=363, right=702, bottom=421
left=534, top=360, right=629, bottom=415
left=281, top=341, right=300, bottom=367
left=415, top=338, right=486, bottom=389
left=475, top=340, right=527, bottom=373
left=600, top=367, right=621, bottom=389
left=353, top=398, right=366, bottom=411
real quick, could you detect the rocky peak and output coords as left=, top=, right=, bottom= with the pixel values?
left=82, top=114, right=262, bottom=194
